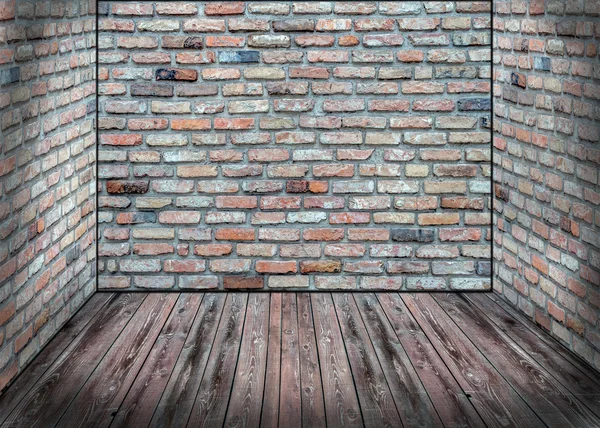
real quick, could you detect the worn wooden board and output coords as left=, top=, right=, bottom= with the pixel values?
left=57, top=293, right=178, bottom=427
left=402, top=293, right=546, bottom=428
left=2, top=293, right=146, bottom=428
left=110, top=293, right=203, bottom=428
left=297, top=293, right=326, bottom=428
left=186, top=293, right=248, bottom=428
left=311, top=293, right=363, bottom=428
left=434, top=293, right=600, bottom=428
left=0, top=293, right=112, bottom=425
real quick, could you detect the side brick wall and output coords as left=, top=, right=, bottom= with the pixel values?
left=97, top=1, right=492, bottom=291
left=0, top=0, right=96, bottom=391
left=493, top=0, right=600, bottom=369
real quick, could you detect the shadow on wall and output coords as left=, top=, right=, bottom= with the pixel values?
left=493, top=0, right=600, bottom=370
left=0, top=0, right=97, bottom=391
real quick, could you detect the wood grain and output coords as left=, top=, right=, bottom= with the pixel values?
left=0, top=293, right=112, bottom=425
left=110, top=293, right=203, bottom=428
left=3, top=291, right=600, bottom=428
left=353, top=293, right=443, bottom=427
left=2, top=293, right=146, bottom=428
left=434, top=293, right=600, bottom=428
left=224, top=293, right=270, bottom=428
left=150, top=293, right=227, bottom=428
left=402, top=293, right=546, bottom=428
left=260, top=293, right=282, bottom=428
left=311, top=293, right=363, bottom=428
left=482, top=293, right=600, bottom=387
left=297, top=293, right=326, bottom=428
left=187, top=293, right=248, bottom=428
left=376, top=293, right=483, bottom=428
left=279, top=293, right=302, bottom=428
left=466, top=293, right=600, bottom=413
left=332, top=293, right=402, bottom=428
left=56, top=293, right=178, bottom=427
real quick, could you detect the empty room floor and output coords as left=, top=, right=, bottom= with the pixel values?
left=1, top=292, right=600, bottom=428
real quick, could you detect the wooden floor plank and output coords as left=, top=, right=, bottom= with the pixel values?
left=466, top=293, right=600, bottom=413
left=353, top=293, right=444, bottom=428
left=401, top=293, right=546, bottom=428
left=483, top=292, right=600, bottom=387
left=0, top=293, right=113, bottom=425
left=435, top=293, right=600, bottom=428
left=109, top=293, right=203, bottom=428
left=297, top=293, right=326, bottom=428
left=260, top=293, right=282, bottom=428
left=56, top=293, right=178, bottom=427
left=4, top=291, right=600, bottom=428
left=224, top=293, right=270, bottom=428
left=150, top=293, right=226, bottom=428
left=2, top=293, right=146, bottom=428
left=186, top=293, right=248, bottom=428
left=279, top=293, right=302, bottom=428
left=311, top=293, right=363, bottom=428
left=332, top=293, right=402, bottom=428
left=375, top=293, right=484, bottom=428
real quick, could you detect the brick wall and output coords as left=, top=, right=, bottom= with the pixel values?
left=493, top=0, right=600, bottom=369
left=98, top=1, right=492, bottom=291
left=0, top=0, right=96, bottom=391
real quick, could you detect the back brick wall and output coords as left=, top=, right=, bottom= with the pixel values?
left=97, top=1, right=492, bottom=291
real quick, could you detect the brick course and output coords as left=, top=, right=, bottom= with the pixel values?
left=494, top=0, right=600, bottom=370
left=98, top=1, right=492, bottom=291
left=0, top=0, right=96, bottom=390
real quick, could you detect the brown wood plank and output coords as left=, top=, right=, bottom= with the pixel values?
left=2, top=293, right=146, bottom=428
left=332, top=293, right=402, bottom=428
left=483, top=292, right=600, bottom=387
left=375, top=293, right=484, bottom=428
left=186, top=292, right=248, bottom=428
left=401, top=293, right=546, bottom=428
left=353, top=293, right=444, bottom=427
left=466, top=293, right=600, bottom=412
left=311, top=293, right=363, bottom=428
left=434, top=293, right=600, bottom=428
left=297, top=293, right=326, bottom=428
left=224, top=293, right=270, bottom=428
left=150, top=293, right=227, bottom=428
left=56, top=293, right=178, bottom=427
left=260, top=293, right=282, bottom=428
left=0, top=293, right=113, bottom=425
left=279, top=293, right=301, bottom=428
left=109, top=293, right=203, bottom=428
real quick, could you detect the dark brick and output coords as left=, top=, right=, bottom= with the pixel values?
left=156, top=68, right=198, bottom=81
left=116, top=212, right=157, bottom=224
left=391, top=228, right=435, bottom=243
left=556, top=21, right=576, bottom=36
left=511, top=72, right=526, bottom=89
left=273, top=19, right=315, bottom=32
left=286, top=180, right=309, bottom=193
left=0, top=67, right=20, bottom=86
left=534, top=56, right=551, bottom=71
left=106, top=180, right=149, bottom=194
left=131, top=83, right=174, bottom=97
left=66, top=246, right=80, bottom=264
left=218, top=50, right=260, bottom=63
left=477, top=261, right=491, bottom=276
left=457, top=98, right=491, bottom=111
left=183, top=37, right=203, bottom=49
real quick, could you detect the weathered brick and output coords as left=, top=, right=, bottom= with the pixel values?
left=97, top=1, right=493, bottom=295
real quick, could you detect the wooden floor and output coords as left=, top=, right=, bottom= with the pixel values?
left=1, top=292, right=600, bottom=428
